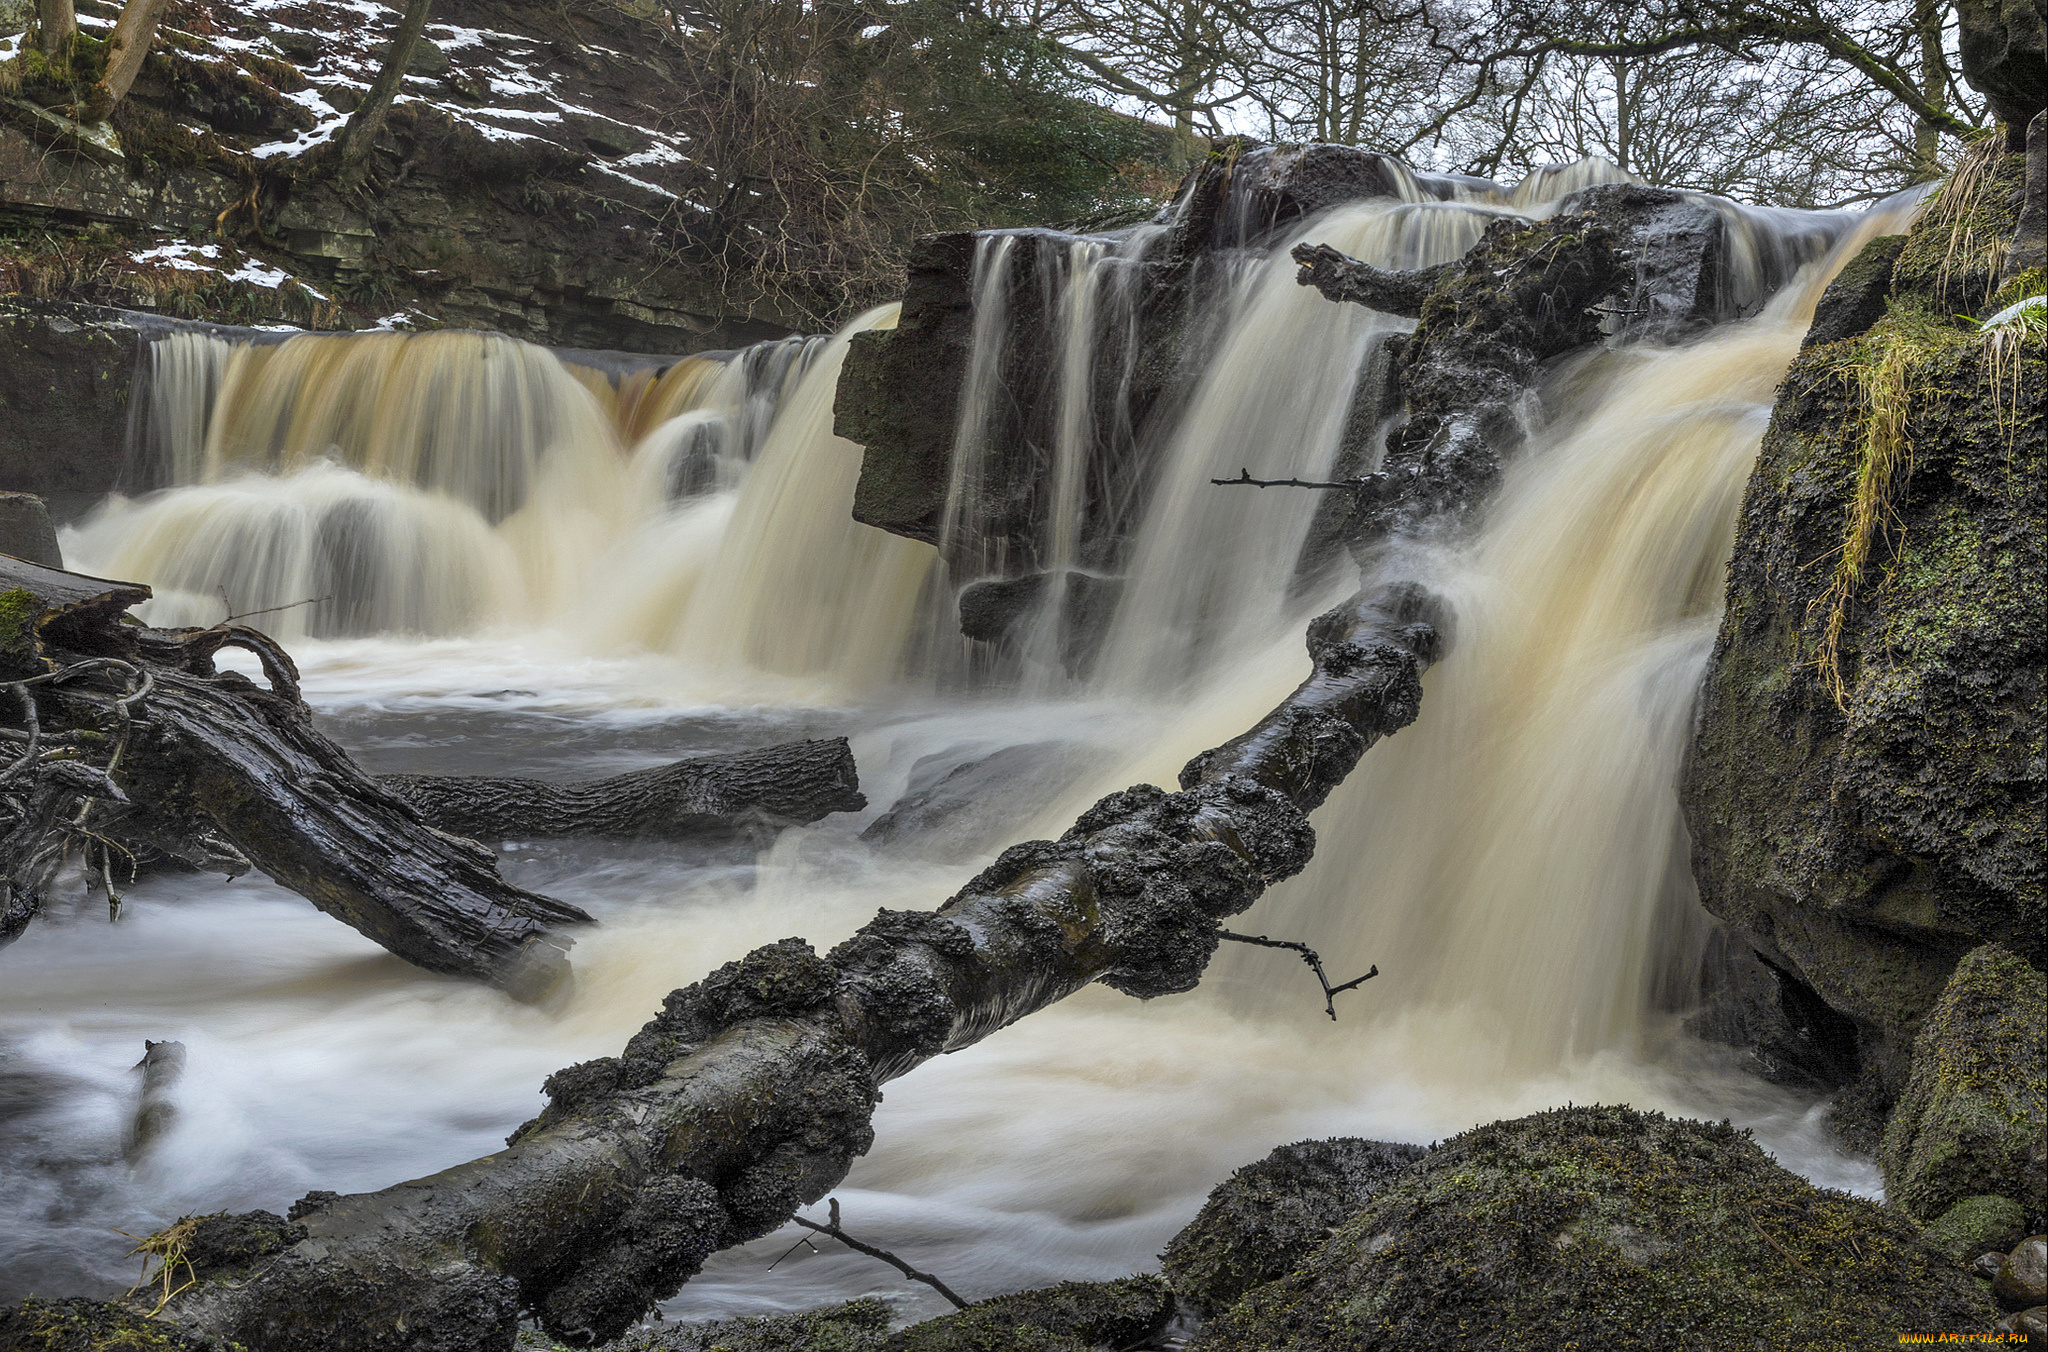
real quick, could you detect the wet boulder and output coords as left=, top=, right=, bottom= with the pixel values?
left=0, top=1298, right=230, bottom=1351
left=1187, top=1105, right=1997, bottom=1351
left=1801, top=234, right=1907, bottom=350
left=956, top=571, right=1123, bottom=670
left=1161, top=1137, right=1425, bottom=1314
left=863, top=740, right=1106, bottom=860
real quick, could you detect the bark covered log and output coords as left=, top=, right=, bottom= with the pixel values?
left=155, top=581, right=1444, bottom=1352
left=1, top=556, right=591, bottom=999
left=380, top=738, right=866, bottom=842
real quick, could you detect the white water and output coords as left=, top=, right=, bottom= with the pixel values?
left=3, top=161, right=1918, bottom=1322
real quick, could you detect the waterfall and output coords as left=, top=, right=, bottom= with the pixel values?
left=1210, top=191, right=1927, bottom=1068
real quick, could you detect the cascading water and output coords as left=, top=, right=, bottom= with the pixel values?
left=5, top=154, right=1925, bottom=1320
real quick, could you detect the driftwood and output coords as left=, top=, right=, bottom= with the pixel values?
left=1, top=556, right=591, bottom=1000
left=151, top=581, right=1443, bottom=1352
left=380, top=739, right=866, bottom=842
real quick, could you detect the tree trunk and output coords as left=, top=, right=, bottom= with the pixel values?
left=379, top=738, right=867, bottom=842
left=1, top=555, right=591, bottom=1000
left=333, top=0, right=436, bottom=191
left=77, top=0, right=171, bottom=121
left=155, top=582, right=1446, bottom=1352
left=34, top=0, right=75, bottom=68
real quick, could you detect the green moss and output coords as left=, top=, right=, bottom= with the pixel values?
left=1, top=585, right=46, bottom=680
left=1919, top=1194, right=2028, bottom=1260
left=889, top=1276, right=1174, bottom=1351
left=0, top=1296, right=238, bottom=1351
left=1988, top=268, right=2046, bottom=313
left=1894, top=142, right=2029, bottom=318
left=1197, top=1106, right=1996, bottom=1352
left=1881, top=946, right=2047, bottom=1223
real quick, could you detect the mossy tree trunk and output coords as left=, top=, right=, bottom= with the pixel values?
left=34, top=0, right=76, bottom=71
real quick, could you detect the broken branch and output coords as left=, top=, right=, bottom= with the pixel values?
left=787, top=1197, right=969, bottom=1310
left=1219, top=930, right=1379, bottom=1021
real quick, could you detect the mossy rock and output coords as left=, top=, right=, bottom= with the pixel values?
left=1188, top=1105, right=1996, bottom=1352
left=1682, top=146, right=2046, bottom=1130
left=0, top=1297, right=238, bottom=1351
left=1920, top=1194, right=2029, bottom=1260
left=886, top=1276, right=1175, bottom=1351
left=1161, top=1137, right=1425, bottom=1313
left=608, top=1297, right=890, bottom=1351
left=1881, top=945, right=2048, bottom=1224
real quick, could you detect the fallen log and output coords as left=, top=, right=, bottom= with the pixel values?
left=1, top=555, right=591, bottom=1000
left=153, top=580, right=1444, bottom=1352
left=380, top=738, right=866, bottom=842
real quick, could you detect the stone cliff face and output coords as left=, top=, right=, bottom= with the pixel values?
left=1, top=0, right=797, bottom=351
left=1682, top=136, right=2044, bottom=1224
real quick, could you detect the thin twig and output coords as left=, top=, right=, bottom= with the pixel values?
left=786, top=1197, right=969, bottom=1309
left=1219, top=930, right=1378, bottom=1020
left=1211, top=467, right=1387, bottom=491
left=215, top=595, right=329, bottom=627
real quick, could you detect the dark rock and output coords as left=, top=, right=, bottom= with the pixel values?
left=840, top=232, right=980, bottom=548
left=1879, top=946, right=2046, bottom=1225
left=1956, top=0, right=2047, bottom=139
left=1209, top=143, right=1411, bottom=248
left=2009, top=111, right=2046, bottom=284
left=1981, top=1250, right=2014, bottom=1279
left=1681, top=147, right=2044, bottom=1140
left=373, top=36, right=449, bottom=76
left=1187, top=1105, right=1997, bottom=1351
left=1161, top=1137, right=1425, bottom=1314
left=1997, top=1237, right=2048, bottom=1309
left=862, top=740, right=1106, bottom=860
left=1923, top=1195, right=2030, bottom=1261
left=0, top=492, right=62, bottom=566
left=0, top=1297, right=230, bottom=1350
left=1685, top=926, right=1862, bottom=1091
left=0, top=298, right=138, bottom=522
left=956, top=570, right=1122, bottom=666
left=1802, top=234, right=1906, bottom=349
left=563, top=110, right=653, bottom=159
left=887, top=1275, right=1176, bottom=1351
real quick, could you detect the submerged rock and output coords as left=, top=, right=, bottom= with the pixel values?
left=862, top=740, right=1105, bottom=860
left=1186, top=1105, right=1996, bottom=1351
left=1161, top=1137, right=1424, bottom=1314
left=1881, top=946, right=2047, bottom=1224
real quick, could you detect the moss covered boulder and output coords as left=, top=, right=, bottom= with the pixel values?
left=1881, top=945, right=2047, bottom=1225
left=1187, top=1105, right=1996, bottom=1352
left=1682, top=143, right=2046, bottom=1138
left=1161, top=1137, right=1424, bottom=1313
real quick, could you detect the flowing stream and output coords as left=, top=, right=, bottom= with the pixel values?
left=2, top=161, right=1922, bottom=1323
